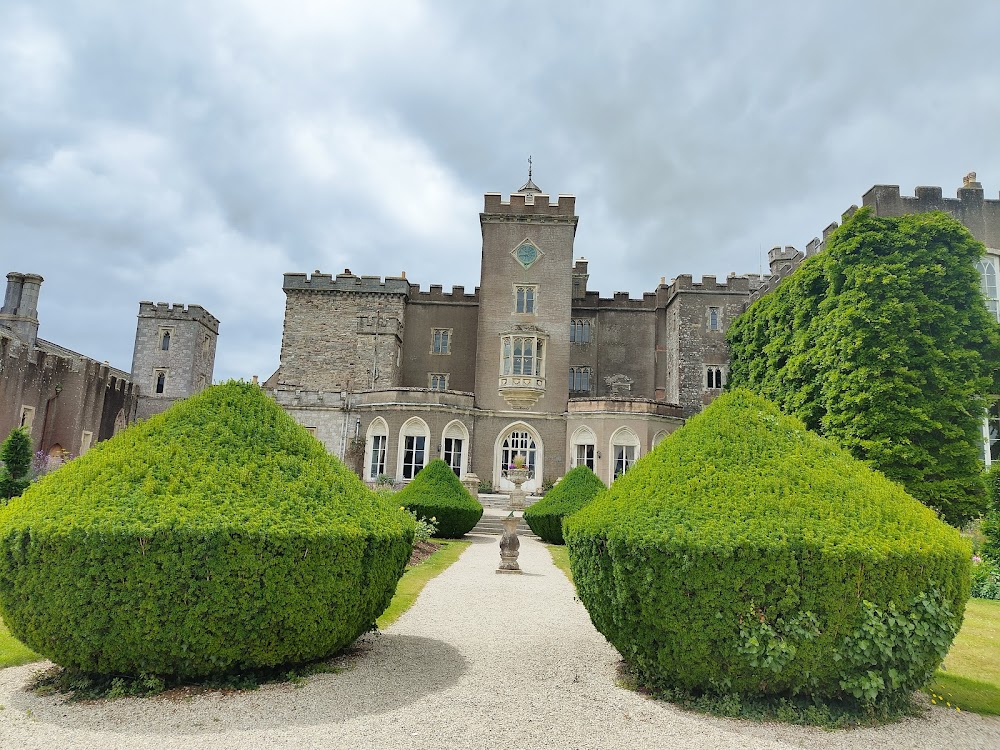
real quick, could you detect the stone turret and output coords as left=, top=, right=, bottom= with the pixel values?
left=0, top=272, right=44, bottom=347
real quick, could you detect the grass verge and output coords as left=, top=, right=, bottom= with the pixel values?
left=0, top=615, right=40, bottom=669
left=546, top=543, right=573, bottom=583
left=927, top=598, right=1000, bottom=715
left=376, top=540, right=470, bottom=629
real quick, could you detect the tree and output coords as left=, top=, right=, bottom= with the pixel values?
left=728, top=208, right=1000, bottom=525
left=0, top=427, right=32, bottom=500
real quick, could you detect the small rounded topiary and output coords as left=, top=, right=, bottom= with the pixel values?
left=397, top=459, right=483, bottom=538
left=564, top=389, right=970, bottom=708
left=0, top=382, right=415, bottom=679
left=524, top=465, right=605, bottom=544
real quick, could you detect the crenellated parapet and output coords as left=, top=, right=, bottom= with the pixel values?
left=409, top=284, right=480, bottom=304
left=481, top=193, right=579, bottom=229
left=658, top=273, right=753, bottom=306
left=282, top=271, right=411, bottom=298
left=137, top=302, right=220, bottom=334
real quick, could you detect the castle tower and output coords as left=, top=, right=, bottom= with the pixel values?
left=131, top=302, right=220, bottom=420
left=0, top=272, right=44, bottom=347
left=473, top=182, right=579, bottom=413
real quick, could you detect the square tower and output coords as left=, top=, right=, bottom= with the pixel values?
left=474, top=185, right=579, bottom=413
left=131, top=302, right=220, bottom=420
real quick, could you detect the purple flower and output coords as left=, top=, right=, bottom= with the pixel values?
left=972, top=555, right=982, bottom=563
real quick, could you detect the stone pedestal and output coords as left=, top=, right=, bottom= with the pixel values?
left=461, top=473, right=481, bottom=498
left=496, top=513, right=522, bottom=574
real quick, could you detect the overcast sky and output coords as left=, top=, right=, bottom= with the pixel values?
left=3, top=1, right=998, bottom=382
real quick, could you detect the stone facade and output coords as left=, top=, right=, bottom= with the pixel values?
left=1, top=273, right=217, bottom=460
left=270, top=174, right=1000, bottom=487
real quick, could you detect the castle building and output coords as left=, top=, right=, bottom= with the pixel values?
left=269, top=174, right=1000, bottom=487
left=0, top=272, right=218, bottom=460
left=268, top=177, right=760, bottom=490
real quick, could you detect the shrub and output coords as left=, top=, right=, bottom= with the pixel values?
left=982, top=464, right=1000, bottom=562
left=397, top=460, right=483, bottom=538
left=0, top=382, right=415, bottom=679
left=0, top=427, right=32, bottom=500
left=971, top=556, right=1000, bottom=600
left=523, top=466, right=605, bottom=544
left=564, top=389, right=970, bottom=708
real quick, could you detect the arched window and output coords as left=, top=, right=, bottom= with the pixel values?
left=570, top=319, right=592, bottom=343
left=569, top=366, right=592, bottom=392
left=366, top=418, right=389, bottom=481
left=652, top=430, right=669, bottom=448
left=155, top=371, right=166, bottom=394
left=442, top=420, right=469, bottom=477
left=978, top=257, right=999, bottom=320
left=610, top=427, right=640, bottom=482
left=161, top=331, right=170, bottom=351
left=398, top=418, right=430, bottom=480
left=570, top=426, right=596, bottom=470
left=502, top=430, right=537, bottom=472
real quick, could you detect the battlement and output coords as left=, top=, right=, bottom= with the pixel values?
left=137, top=302, right=220, bottom=333
left=283, top=271, right=411, bottom=297
left=573, top=290, right=655, bottom=310
left=409, top=283, right=480, bottom=304
left=862, top=182, right=1000, bottom=219
left=481, top=192, right=577, bottom=217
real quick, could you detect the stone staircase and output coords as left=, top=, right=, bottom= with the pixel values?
left=469, top=503, right=539, bottom=538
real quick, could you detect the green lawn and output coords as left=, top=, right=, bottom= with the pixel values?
left=377, top=540, right=471, bottom=629
left=927, top=598, right=1000, bottom=715
left=0, top=615, right=39, bottom=669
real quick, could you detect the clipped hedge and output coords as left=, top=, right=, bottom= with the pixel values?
left=0, top=382, right=415, bottom=679
left=564, top=389, right=970, bottom=707
left=397, top=459, right=483, bottom=538
left=524, top=466, right=605, bottom=544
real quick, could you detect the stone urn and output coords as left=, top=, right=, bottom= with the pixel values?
left=504, top=464, right=532, bottom=510
left=496, top=512, right=522, bottom=574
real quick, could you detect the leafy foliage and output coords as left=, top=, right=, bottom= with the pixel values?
left=523, top=465, right=605, bottom=544
left=564, top=390, right=970, bottom=708
left=728, top=209, right=1000, bottom=526
left=0, top=427, right=32, bottom=500
left=0, top=381, right=415, bottom=678
left=982, top=464, right=1000, bottom=562
left=971, top=557, right=1000, bottom=600
left=396, top=459, right=483, bottom=538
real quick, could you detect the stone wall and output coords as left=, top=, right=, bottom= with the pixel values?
left=401, top=287, right=479, bottom=392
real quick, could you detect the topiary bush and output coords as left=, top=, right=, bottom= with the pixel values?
left=397, top=459, right=483, bottom=538
left=564, top=389, right=970, bottom=709
left=523, top=465, right=605, bottom=544
left=0, top=381, right=415, bottom=679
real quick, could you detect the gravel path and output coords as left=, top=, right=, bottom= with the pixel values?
left=1, top=534, right=998, bottom=749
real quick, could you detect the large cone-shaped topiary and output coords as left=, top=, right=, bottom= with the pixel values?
left=0, top=382, right=415, bottom=679
left=524, top=465, right=605, bottom=544
left=564, top=389, right=970, bottom=707
left=397, top=459, right=483, bottom=538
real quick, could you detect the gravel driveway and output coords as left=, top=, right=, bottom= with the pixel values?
left=0, top=534, right=997, bottom=749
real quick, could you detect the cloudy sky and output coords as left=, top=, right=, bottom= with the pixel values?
left=3, top=1, right=998, bottom=381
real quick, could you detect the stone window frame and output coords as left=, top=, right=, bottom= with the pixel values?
left=441, top=420, right=469, bottom=478
left=398, top=417, right=430, bottom=481
left=978, top=253, right=999, bottom=321
left=431, top=328, right=452, bottom=355
left=570, top=426, right=596, bottom=471
left=366, top=417, right=389, bottom=481
left=570, top=318, right=592, bottom=344
left=19, top=405, right=36, bottom=434
left=514, top=284, right=538, bottom=315
left=707, top=307, right=722, bottom=332
left=428, top=373, right=449, bottom=391
left=159, top=326, right=175, bottom=352
left=154, top=368, right=168, bottom=395
left=704, top=365, right=726, bottom=391
left=568, top=366, right=593, bottom=393
left=610, top=426, right=640, bottom=483
left=80, top=430, right=94, bottom=455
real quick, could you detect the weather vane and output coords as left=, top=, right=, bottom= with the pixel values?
left=528, top=155, right=532, bottom=181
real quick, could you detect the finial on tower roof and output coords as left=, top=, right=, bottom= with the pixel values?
left=517, top=155, right=541, bottom=194
left=963, top=171, right=982, bottom=189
